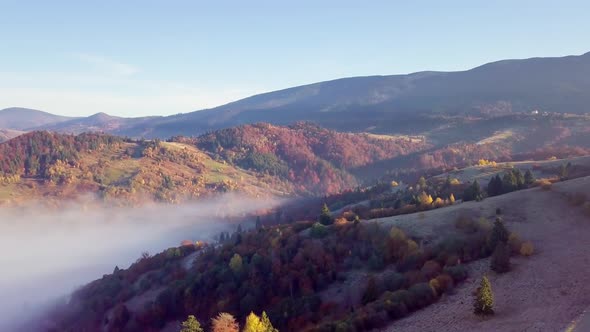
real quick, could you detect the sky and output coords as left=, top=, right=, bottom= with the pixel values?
left=0, top=0, right=589, bottom=117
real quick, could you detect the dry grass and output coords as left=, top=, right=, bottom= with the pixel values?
left=377, top=177, right=590, bottom=332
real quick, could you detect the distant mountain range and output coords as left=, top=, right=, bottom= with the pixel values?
left=2, top=51, right=590, bottom=138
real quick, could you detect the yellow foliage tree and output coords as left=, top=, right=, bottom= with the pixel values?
left=418, top=191, right=433, bottom=206
left=520, top=241, right=534, bottom=256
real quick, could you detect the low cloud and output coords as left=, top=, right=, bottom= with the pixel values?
left=0, top=194, right=279, bottom=330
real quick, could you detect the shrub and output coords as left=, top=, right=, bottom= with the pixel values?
left=310, top=222, right=329, bottom=238
left=421, top=260, right=442, bottom=279
left=520, top=241, right=534, bottom=257
left=455, top=216, right=477, bottom=233
left=568, top=192, right=587, bottom=207
left=408, top=283, right=436, bottom=308
left=383, top=272, right=406, bottom=292
left=443, top=265, right=468, bottom=282
left=508, top=233, right=523, bottom=254
left=538, top=179, right=552, bottom=190
left=434, top=274, right=454, bottom=292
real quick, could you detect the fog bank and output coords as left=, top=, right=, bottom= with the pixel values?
left=0, top=194, right=278, bottom=330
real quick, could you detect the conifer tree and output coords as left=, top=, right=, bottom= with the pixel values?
left=488, top=218, right=509, bottom=252
left=473, top=276, right=494, bottom=315
left=180, top=315, right=204, bottom=332
left=524, top=169, right=535, bottom=186
left=490, top=243, right=511, bottom=273
left=260, top=311, right=278, bottom=332
left=319, top=203, right=333, bottom=225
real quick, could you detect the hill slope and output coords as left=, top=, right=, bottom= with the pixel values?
left=0, top=107, right=75, bottom=130
left=0, top=125, right=429, bottom=204
left=124, top=52, right=590, bottom=137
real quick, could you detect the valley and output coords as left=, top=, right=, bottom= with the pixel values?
left=2, top=49, right=590, bottom=332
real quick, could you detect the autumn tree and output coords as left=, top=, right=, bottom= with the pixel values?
left=229, top=254, right=243, bottom=274
left=319, top=203, right=333, bottom=225
left=180, top=315, right=204, bottom=332
left=243, top=312, right=263, bottom=332
left=449, top=193, right=456, bottom=204
left=418, top=191, right=433, bottom=206
left=212, top=313, right=239, bottom=332
left=473, top=276, right=494, bottom=315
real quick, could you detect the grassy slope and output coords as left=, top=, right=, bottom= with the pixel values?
left=0, top=140, right=291, bottom=206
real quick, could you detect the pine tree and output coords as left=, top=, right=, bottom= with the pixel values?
left=319, top=203, right=333, bottom=225
left=487, top=175, right=503, bottom=196
left=260, top=311, right=278, bottom=332
left=490, top=243, right=511, bottom=273
left=473, top=276, right=494, bottom=315
left=488, top=218, right=509, bottom=252
left=361, top=276, right=379, bottom=305
left=180, top=315, right=204, bottom=332
left=524, top=169, right=535, bottom=186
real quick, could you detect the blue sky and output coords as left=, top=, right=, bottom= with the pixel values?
left=1, top=0, right=588, bottom=117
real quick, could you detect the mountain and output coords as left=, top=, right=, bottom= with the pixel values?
left=0, top=107, right=75, bottom=130
left=35, top=112, right=160, bottom=135
left=4, top=52, right=590, bottom=138
left=0, top=129, right=24, bottom=142
left=122, top=51, right=590, bottom=137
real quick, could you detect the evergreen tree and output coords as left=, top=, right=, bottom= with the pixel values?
left=473, top=276, right=494, bottom=315
left=488, top=218, right=509, bottom=252
left=255, top=216, right=262, bottom=230
left=487, top=175, right=503, bottom=197
left=490, top=243, right=511, bottom=273
left=180, top=315, right=204, bottom=332
left=260, top=311, right=278, bottom=332
left=361, top=276, right=379, bottom=305
left=463, top=180, right=483, bottom=201
left=418, top=176, right=427, bottom=188
left=513, top=169, right=525, bottom=189
left=524, top=169, right=535, bottom=186
left=318, top=203, right=333, bottom=225
left=502, top=171, right=518, bottom=193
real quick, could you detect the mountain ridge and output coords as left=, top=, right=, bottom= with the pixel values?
left=2, top=51, right=590, bottom=137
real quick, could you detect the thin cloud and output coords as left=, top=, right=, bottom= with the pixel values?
left=71, top=53, right=140, bottom=76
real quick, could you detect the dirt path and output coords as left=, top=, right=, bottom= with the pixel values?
left=377, top=177, right=590, bottom=332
